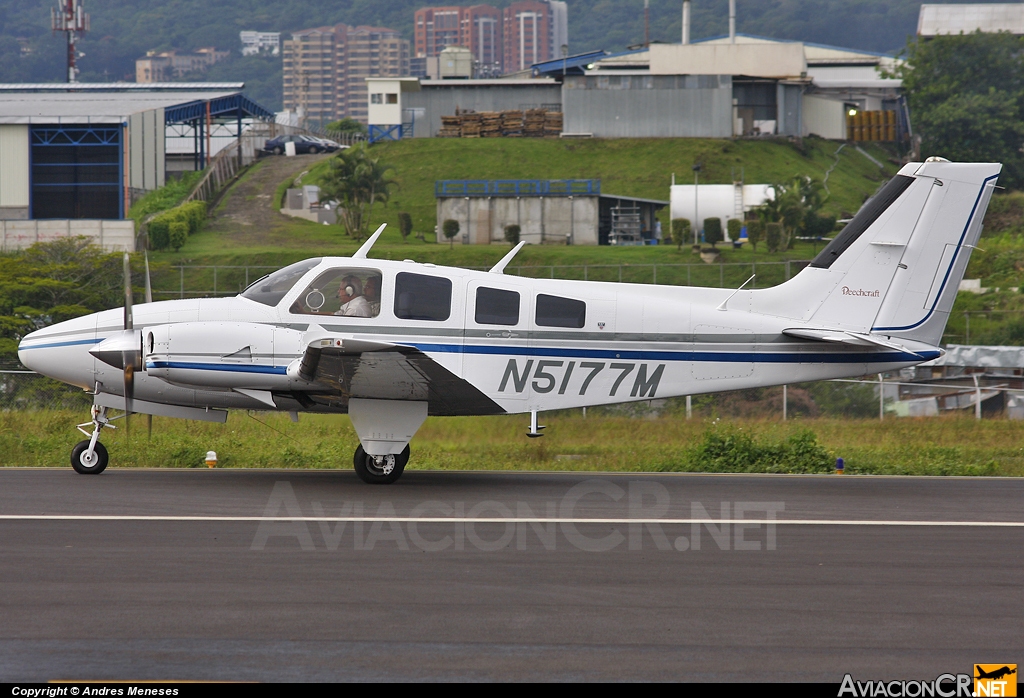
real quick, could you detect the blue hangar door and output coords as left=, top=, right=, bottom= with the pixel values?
left=30, top=125, right=123, bottom=219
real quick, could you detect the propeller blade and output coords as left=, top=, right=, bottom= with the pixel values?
left=123, top=252, right=133, bottom=331
left=144, top=251, right=153, bottom=304
left=123, top=356, right=135, bottom=420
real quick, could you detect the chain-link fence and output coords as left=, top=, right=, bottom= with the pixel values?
left=152, top=260, right=814, bottom=299
left=0, top=371, right=92, bottom=411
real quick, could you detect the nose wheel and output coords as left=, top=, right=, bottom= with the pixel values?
left=71, top=440, right=109, bottom=474
left=353, top=444, right=410, bottom=484
left=71, top=404, right=114, bottom=474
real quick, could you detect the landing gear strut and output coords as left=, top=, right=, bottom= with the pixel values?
left=353, top=444, right=410, bottom=485
left=71, top=405, right=113, bottom=474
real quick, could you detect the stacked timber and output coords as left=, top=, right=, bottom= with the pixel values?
left=544, top=111, right=563, bottom=137
left=437, top=109, right=562, bottom=138
left=461, top=112, right=482, bottom=137
left=481, top=111, right=502, bottom=137
left=438, top=115, right=462, bottom=138
left=501, top=110, right=524, bottom=136
left=523, top=109, right=547, bottom=137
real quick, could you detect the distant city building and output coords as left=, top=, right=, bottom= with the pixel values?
left=918, top=3, right=1024, bottom=37
left=282, top=24, right=409, bottom=126
left=503, top=0, right=567, bottom=73
left=135, top=47, right=229, bottom=83
left=240, top=31, right=281, bottom=56
left=414, top=5, right=502, bottom=75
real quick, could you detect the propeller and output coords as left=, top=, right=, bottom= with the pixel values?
left=121, top=252, right=141, bottom=421
left=143, top=251, right=152, bottom=437
left=90, top=253, right=144, bottom=427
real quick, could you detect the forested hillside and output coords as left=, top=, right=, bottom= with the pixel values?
left=0, top=0, right=998, bottom=110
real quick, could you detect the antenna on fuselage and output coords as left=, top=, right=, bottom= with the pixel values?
left=353, top=223, right=387, bottom=259
left=716, top=274, right=756, bottom=311
left=489, top=241, right=526, bottom=274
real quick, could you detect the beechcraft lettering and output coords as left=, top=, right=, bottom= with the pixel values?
left=499, top=359, right=665, bottom=398
left=17, top=160, right=1001, bottom=483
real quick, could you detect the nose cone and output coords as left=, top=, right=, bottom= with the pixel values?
left=17, top=313, right=101, bottom=388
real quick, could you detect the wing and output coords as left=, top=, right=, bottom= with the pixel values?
left=289, top=337, right=504, bottom=416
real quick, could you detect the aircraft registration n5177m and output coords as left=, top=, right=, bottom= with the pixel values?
left=19, top=159, right=1000, bottom=483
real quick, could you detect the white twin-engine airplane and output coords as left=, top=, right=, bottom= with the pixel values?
left=18, top=160, right=999, bottom=483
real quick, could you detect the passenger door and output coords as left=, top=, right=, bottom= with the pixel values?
left=464, top=280, right=531, bottom=403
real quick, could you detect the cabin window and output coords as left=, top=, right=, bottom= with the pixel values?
left=536, top=294, right=586, bottom=328
left=241, top=258, right=322, bottom=307
left=395, top=272, right=452, bottom=321
left=475, top=287, right=519, bottom=326
left=289, top=267, right=382, bottom=318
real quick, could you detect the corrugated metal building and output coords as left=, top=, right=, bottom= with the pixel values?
left=0, top=84, right=274, bottom=222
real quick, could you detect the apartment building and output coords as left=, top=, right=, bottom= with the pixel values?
left=135, top=47, right=229, bottom=84
left=503, top=0, right=567, bottom=73
left=282, top=24, right=409, bottom=125
left=240, top=31, right=281, bottom=56
left=414, top=5, right=502, bottom=74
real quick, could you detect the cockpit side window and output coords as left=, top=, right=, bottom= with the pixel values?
left=240, top=259, right=322, bottom=307
left=290, top=267, right=382, bottom=318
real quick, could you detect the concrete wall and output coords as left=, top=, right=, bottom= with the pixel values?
left=0, top=220, right=136, bottom=252
left=129, top=108, right=165, bottom=191
left=0, top=124, right=29, bottom=219
left=803, top=95, right=846, bottom=139
left=562, top=75, right=733, bottom=138
left=436, top=196, right=600, bottom=245
left=404, top=81, right=562, bottom=137
left=648, top=43, right=806, bottom=79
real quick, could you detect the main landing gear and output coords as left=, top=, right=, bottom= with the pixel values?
left=71, top=405, right=114, bottom=474
left=353, top=444, right=410, bottom=485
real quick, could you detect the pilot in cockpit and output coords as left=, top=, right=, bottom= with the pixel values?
left=335, top=275, right=372, bottom=317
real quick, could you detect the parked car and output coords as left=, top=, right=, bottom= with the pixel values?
left=263, top=134, right=339, bottom=155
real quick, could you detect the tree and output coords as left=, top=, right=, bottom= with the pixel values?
left=670, top=218, right=690, bottom=250
left=503, top=224, right=521, bottom=245
left=398, top=212, right=413, bottom=241
left=888, top=31, right=1024, bottom=188
left=746, top=220, right=764, bottom=252
left=727, top=218, right=742, bottom=244
left=319, top=144, right=397, bottom=240
left=756, top=176, right=830, bottom=250
left=325, top=118, right=368, bottom=136
left=766, top=222, right=783, bottom=253
left=443, top=219, right=460, bottom=249
left=704, top=217, right=723, bottom=248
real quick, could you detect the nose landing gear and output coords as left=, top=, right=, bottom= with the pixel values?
left=71, top=404, right=114, bottom=474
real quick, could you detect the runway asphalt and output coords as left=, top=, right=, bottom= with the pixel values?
left=0, top=468, right=1021, bottom=682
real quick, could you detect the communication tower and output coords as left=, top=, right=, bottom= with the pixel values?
left=51, top=0, right=90, bottom=83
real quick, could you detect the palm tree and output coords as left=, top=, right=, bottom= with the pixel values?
left=319, top=144, right=397, bottom=240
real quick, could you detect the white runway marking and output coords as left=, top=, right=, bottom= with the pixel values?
left=0, top=515, right=1022, bottom=526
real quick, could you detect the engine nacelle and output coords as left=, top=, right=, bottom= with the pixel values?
left=144, top=321, right=306, bottom=390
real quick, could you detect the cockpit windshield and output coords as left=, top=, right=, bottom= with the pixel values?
left=240, top=258, right=322, bottom=307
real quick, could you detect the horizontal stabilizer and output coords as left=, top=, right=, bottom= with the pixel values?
left=783, top=327, right=923, bottom=357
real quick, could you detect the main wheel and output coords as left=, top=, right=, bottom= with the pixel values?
left=71, top=440, right=108, bottom=475
left=353, top=444, right=409, bottom=484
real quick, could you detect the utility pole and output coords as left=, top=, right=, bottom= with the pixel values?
left=644, top=0, right=650, bottom=48
left=693, top=163, right=701, bottom=246
left=51, top=0, right=89, bottom=83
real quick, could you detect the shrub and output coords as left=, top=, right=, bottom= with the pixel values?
left=442, top=219, right=460, bottom=249
left=704, top=217, right=723, bottom=248
left=398, top=212, right=413, bottom=240
left=670, top=218, right=690, bottom=249
left=746, top=220, right=764, bottom=252
left=766, top=222, right=783, bottom=253
left=688, top=427, right=833, bottom=474
left=504, top=224, right=521, bottom=245
left=168, top=220, right=188, bottom=252
left=727, top=218, right=742, bottom=243
left=179, top=201, right=207, bottom=233
left=148, top=216, right=170, bottom=250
